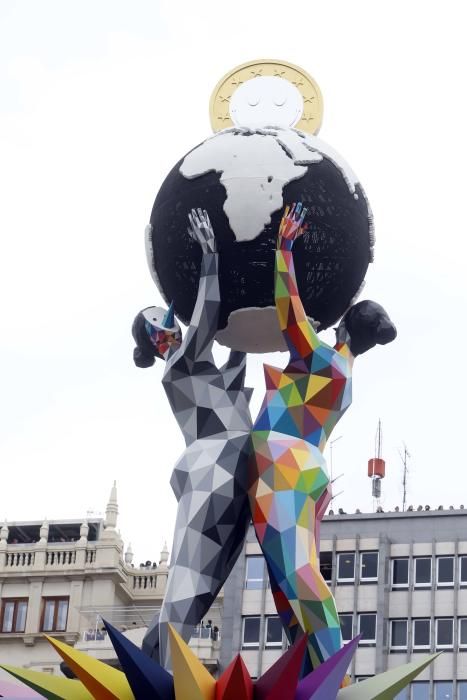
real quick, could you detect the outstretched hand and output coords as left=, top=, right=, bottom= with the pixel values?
left=187, top=208, right=217, bottom=253
left=278, top=202, right=308, bottom=246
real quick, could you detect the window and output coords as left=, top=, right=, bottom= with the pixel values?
left=413, top=619, right=431, bottom=649
left=434, top=681, right=453, bottom=700
left=414, top=558, right=432, bottom=587
left=392, top=558, right=409, bottom=587
left=242, top=616, right=260, bottom=648
left=412, top=682, right=430, bottom=699
left=1, top=599, right=28, bottom=633
left=391, top=620, right=408, bottom=649
left=337, top=553, right=355, bottom=582
left=394, top=690, right=409, bottom=700
left=459, top=618, right=467, bottom=648
left=245, top=556, right=264, bottom=590
left=339, top=614, right=353, bottom=642
left=265, top=616, right=283, bottom=647
left=458, top=681, right=467, bottom=700
left=436, top=619, right=453, bottom=648
left=460, top=557, right=467, bottom=585
left=358, top=613, right=376, bottom=643
left=41, top=598, right=69, bottom=632
left=437, top=557, right=454, bottom=586
left=360, top=552, right=378, bottom=581
left=320, top=551, right=332, bottom=582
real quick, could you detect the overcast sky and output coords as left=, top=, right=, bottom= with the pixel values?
left=1, top=0, right=466, bottom=564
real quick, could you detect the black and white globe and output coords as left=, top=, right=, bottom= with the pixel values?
left=146, top=126, right=374, bottom=353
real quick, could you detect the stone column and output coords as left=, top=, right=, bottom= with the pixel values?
left=0, top=522, right=8, bottom=569
left=65, top=579, right=84, bottom=643
left=75, top=521, right=89, bottom=569
left=25, top=579, right=44, bottom=637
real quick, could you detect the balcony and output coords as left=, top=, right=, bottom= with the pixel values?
left=75, top=620, right=221, bottom=671
left=125, top=569, right=168, bottom=599
left=189, top=626, right=221, bottom=672
left=0, top=543, right=99, bottom=575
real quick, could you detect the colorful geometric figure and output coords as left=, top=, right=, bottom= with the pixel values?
left=168, top=624, right=216, bottom=700
left=0, top=665, right=93, bottom=700
left=215, top=654, right=253, bottom=700
left=45, top=635, right=134, bottom=700
left=103, top=620, right=174, bottom=700
left=254, top=635, right=308, bottom=700
left=296, top=636, right=359, bottom=700
left=249, top=205, right=395, bottom=672
left=336, top=653, right=439, bottom=699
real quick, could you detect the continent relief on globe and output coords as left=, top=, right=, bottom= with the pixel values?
left=146, top=127, right=374, bottom=353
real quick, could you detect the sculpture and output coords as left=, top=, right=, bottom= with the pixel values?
left=132, top=209, right=253, bottom=668
left=249, top=203, right=396, bottom=671
left=0, top=58, right=440, bottom=699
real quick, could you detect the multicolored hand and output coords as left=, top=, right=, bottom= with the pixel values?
left=278, top=202, right=308, bottom=245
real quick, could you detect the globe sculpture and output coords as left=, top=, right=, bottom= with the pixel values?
left=146, top=127, right=374, bottom=352
left=0, top=59, right=435, bottom=700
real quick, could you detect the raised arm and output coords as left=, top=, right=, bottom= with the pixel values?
left=172, top=209, right=220, bottom=365
left=275, top=203, right=322, bottom=361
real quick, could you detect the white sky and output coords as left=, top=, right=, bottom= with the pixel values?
left=1, top=0, right=466, bottom=565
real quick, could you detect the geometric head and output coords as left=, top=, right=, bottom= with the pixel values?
left=132, top=302, right=182, bottom=367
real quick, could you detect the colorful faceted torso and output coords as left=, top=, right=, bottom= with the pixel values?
left=253, top=341, right=352, bottom=452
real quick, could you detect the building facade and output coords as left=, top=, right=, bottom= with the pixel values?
left=0, top=484, right=222, bottom=680
left=220, top=508, right=467, bottom=700
left=5, top=489, right=467, bottom=699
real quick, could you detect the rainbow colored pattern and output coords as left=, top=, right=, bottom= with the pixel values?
left=249, top=205, right=353, bottom=670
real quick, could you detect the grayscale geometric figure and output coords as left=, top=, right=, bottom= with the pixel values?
left=135, top=210, right=253, bottom=669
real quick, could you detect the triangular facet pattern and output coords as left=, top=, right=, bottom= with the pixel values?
left=296, top=636, right=360, bottom=699
left=255, top=635, right=308, bottom=700
left=45, top=635, right=134, bottom=700
left=0, top=665, right=93, bottom=700
left=169, top=624, right=216, bottom=700
left=336, top=653, right=440, bottom=699
left=249, top=215, right=355, bottom=671
left=138, top=244, right=253, bottom=668
left=103, top=621, right=174, bottom=700
left=215, top=654, right=253, bottom=700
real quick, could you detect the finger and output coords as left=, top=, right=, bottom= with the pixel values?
left=300, top=207, right=308, bottom=225
left=197, top=208, right=204, bottom=222
left=283, top=205, right=290, bottom=219
left=289, top=203, right=296, bottom=218
left=189, top=210, right=197, bottom=229
left=295, top=202, right=302, bottom=219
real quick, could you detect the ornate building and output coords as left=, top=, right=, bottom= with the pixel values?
left=0, top=484, right=221, bottom=680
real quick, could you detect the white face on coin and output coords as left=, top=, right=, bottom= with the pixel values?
left=229, top=76, right=304, bottom=129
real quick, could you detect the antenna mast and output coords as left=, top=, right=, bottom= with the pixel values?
left=400, top=444, right=410, bottom=512
left=368, top=419, right=386, bottom=510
